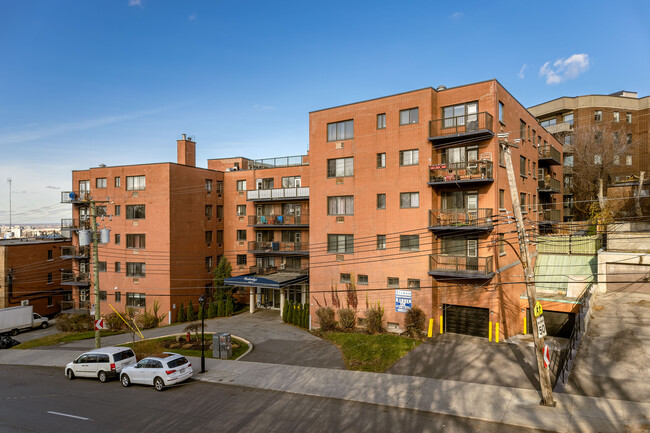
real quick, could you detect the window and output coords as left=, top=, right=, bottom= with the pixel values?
left=100, top=291, right=107, bottom=301
left=358, top=275, right=368, bottom=285
left=532, top=162, right=536, bottom=177
left=236, top=254, right=247, bottom=266
left=205, top=256, right=213, bottom=272
left=114, top=233, right=121, bottom=245
left=205, top=179, right=212, bottom=191
left=115, top=177, right=121, bottom=188
left=626, top=155, right=633, bottom=166
left=564, top=135, right=572, bottom=146
left=442, top=102, right=477, bottom=127
left=520, top=193, right=526, bottom=213
left=47, top=250, right=53, bottom=260
left=237, top=230, right=247, bottom=241
left=96, top=178, right=107, bottom=188
left=563, top=113, right=573, bottom=125
left=327, top=120, right=354, bottom=141
left=256, top=178, right=274, bottom=190
left=614, top=132, right=620, bottom=144
left=498, top=101, right=504, bottom=123
left=236, top=180, right=247, bottom=191
left=115, top=291, right=121, bottom=302
left=399, top=108, right=419, bottom=125
left=126, top=175, right=145, bottom=191
left=216, top=230, right=223, bottom=243
left=126, top=292, right=145, bottom=308
left=327, top=234, right=353, bottom=253
left=115, top=262, right=121, bottom=273
left=126, top=234, right=146, bottom=249
left=328, top=196, right=354, bottom=215
left=327, top=157, right=354, bottom=177
left=533, top=195, right=536, bottom=211
left=627, top=134, right=632, bottom=145
left=594, top=154, right=602, bottom=165
left=594, top=110, right=602, bottom=121
left=540, top=118, right=556, bottom=127
left=399, top=149, right=419, bottom=166
left=400, top=192, right=419, bottom=208
left=205, top=230, right=215, bottom=244
left=377, top=153, right=386, bottom=168
left=613, top=111, right=620, bottom=123
left=377, top=235, right=386, bottom=250
left=626, top=112, right=632, bottom=123
left=236, top=205, right=246, bottom=216
left=499, top=145, right=505, bottom=166
left=520, top=120, right=526, bottom=140
left=340, top=273, right=351, bottom=283
left=96, top=261, right=106, bottom=272
left=520, top=156, right=526, bottom=176
left=282, top=176, right=301, bottom=188
left=216, top=205, right=223, bottom=219
left=387, top=277, right=399, bottom=288
left=377, top=193, right=386, bottom=210
left=377, top=113, right=386, bottom=129
left=205, top=205, right=213, bottom=219
left=126, top=262, right=145, bottom=277
left=613, top=154, right=620, bottom=165
left=499, top=189, right=505, bottom=210
left=126, top=205, right=145, bottom=219
left=532, top=130, right=536, bottom=144
left=114, top=205, right=121, bottom=216
left=47, top=273, right=53, bottom=284
left=499, top=233, right=506, bottom=255
left=407, top=279, right=420, bottom=289
left=400, top=235, right=419, bottom=251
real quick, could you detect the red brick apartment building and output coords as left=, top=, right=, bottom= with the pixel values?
left=0, top=238, right=72, bottom=316
left=309, top=79, right=564, bottom=339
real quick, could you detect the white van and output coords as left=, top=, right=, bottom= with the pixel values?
left=65, top=347, right=137, bottom=383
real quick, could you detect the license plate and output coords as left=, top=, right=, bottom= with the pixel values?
left=179, top=368, right=185, bottom=373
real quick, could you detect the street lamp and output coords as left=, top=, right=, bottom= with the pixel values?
left=198, top=295, right=206, bottom=373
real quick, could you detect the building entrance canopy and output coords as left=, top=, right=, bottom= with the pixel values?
left=224, top=272, right=308, bottom=289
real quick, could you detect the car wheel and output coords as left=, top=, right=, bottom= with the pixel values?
left=121, top=374, right=131, bottom=387
left=66, top=369, right=75, bottom=380
left=154, top=377, right=165, bottom=392
left=98, top=371, right=108, bottom=383
left=41, top=322, right=49, bottom=329
left=9, top=329, right=18, bottom=336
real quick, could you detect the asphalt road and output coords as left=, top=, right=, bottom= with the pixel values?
left=0, top=365, right=552, bottom=433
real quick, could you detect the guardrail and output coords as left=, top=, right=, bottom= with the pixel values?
left=248, top=214, right=309, bottom=225
left=429, top=112, right=494, bottom=138
left=246, top=187, right=309, bottom=201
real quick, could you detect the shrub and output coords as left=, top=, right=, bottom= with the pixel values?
left=197, top=304, right=204, bottom=321
left=55, top=313, right=94, bottom=332
left=338, top=308, right=356, bottom=331
left=282, top=299, right=289, bottom=322
left=316, top=307, right=337, bottom=331
left=104, top=312, right=125, bottom=331
left=226, top=297, right=234, bottom=316
left=217, top=301, right=225, bottom=317
left=177, top=303, right=186, bottom=323
left=184, top=322, right=201, bottom=340
left=135, top=311, right=159, bottom=330
left=187, top=301, right=195, bottom=322
left=404, top=305, right=426, bottom=337
left=207, top=301, right=217, bottom=319
left=365, top=302, right=384, bottom=334
left=303, top=303, right=310, bottom=328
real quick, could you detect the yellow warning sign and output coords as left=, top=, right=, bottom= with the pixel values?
left=534, top=301, right=543, bottom=317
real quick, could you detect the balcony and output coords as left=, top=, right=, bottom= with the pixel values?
left=563, top=207, right=573, bottom=218
left=539, top=208, right=562, bottom=223
left=563, top=165, right=573, bottom=175
left=248, top=214, right=309, bottom=228
left=429, top=161, right=494, bottom=186
left=428, top=208, right=493, bottom=236
left=249, top=266, right=309, bottom=275
left=250, top=155, right=308, bottom=169
left=248, top=241, right=309, bottom=255
left=429, top=254, right=495, bottom=280
left=61, top=271, right=90, bottom=286
left=539, top=144, right=562, bottom=165
left=538, top=178, right=561, bottom=194
left=60, top=246, right=90, bottom=260
left=246, top=187, right=309, bottom=201
left=429, top=112, right=494, bottom=147
left=61, top=191, right=92, bottom=204
left=61, top=218, right=91, bottom=231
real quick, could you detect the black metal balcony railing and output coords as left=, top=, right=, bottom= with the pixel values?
left=539, top=208, right=562, bottom=222
left=563, top=165, right=573, bottom=175
left=539, top=144, right=562, bottom=165
left=538, top=178, right=562, bottom=193
left=61, top=271, right=90, bottom=286
left=429, top=112, right=494, bottom=146
left=429, top=160, right=494, bottom=185
left=61, top=191, right=91, bottom=204
left=429, top=254, right=494, bottom=279
left=429, top=208, right=493, bottom=231
left=60, top=246, right=90, bottom=259
left=249, top=266, right=309, bottom=275
left=248, top=241, right=310, bottom=253
left=248, top=214, right=309, bottom=226
left=61, top=218, right=90, bottom=231
left=246, top=187, right=310, bottom=201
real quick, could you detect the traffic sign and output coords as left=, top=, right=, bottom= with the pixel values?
left=534, top=301, right=543, bottom=317
left=536, top=315, right=547, bottom=338
left=94, top=319, right=107, bottom=330
left=543, top=344, right=550, bottom=368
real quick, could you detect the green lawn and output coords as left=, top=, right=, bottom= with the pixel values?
left=120, top=335, right=249, bottom=360
left=321, top=332, right=421, bottom=373
left=12, top=330, right=124, bottom=349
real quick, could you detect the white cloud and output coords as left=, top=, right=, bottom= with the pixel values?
left=539, top=54, right=590, bottom=85
left=518, top=64, right=527, bottom=79
left=450, top=12, right=463, bottom=20
left=45, top=186, right=60, bottom=190
left=128, top=0, right=143, bottom=7
left=188, top=12, right=197, bottom=21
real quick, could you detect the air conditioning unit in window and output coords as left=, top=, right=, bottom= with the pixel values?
left=21, top=300, right=29, bottom=306
left=336, top=142, right=344, bottom=149
left=280, top=264, right=285, bottom=270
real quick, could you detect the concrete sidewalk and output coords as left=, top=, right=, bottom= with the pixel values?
left=1, top=348, right=648, bottom=432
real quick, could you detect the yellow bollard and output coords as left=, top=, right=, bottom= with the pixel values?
left=496, top=322, right=500, bottom=343
left=427, top=319, right=433, bottom=338
left=440, top=315, right=443, bottom=334
left=488, top=321, right=492, bottom=342
left=523, top=316, right=527, bottom=334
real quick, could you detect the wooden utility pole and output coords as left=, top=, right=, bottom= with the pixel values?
left=502, top=142, right=556, bottom=407
left=90, top=201, right=101, bottom=349
left=636, top=171, right=645, bottom=217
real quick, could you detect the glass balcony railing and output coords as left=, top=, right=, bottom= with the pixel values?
left=248, top=214, right=309, bottom=226
left=246, top=187, right=309, bottom=201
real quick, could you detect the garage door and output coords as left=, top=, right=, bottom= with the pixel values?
left=443, top=305, right=489, bottom=338
left=606, top=263, right=650, bottom=294
left=526, top=309, right=575, bottom=338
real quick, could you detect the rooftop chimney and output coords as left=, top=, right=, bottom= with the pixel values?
left=177, top=134, right=196, bottom=167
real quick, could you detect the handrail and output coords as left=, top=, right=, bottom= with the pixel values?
left=429, top=160, right=493, bottom=182
left=246, top=187, right=310, bottom=200
left=429, top=208, right=493, bottom=227
left=248, top=214, right=309, bottom=225
left=429, top=112, right=494, bottom=137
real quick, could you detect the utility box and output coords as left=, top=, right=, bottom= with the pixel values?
left=212, top=332, right=232, bottom=359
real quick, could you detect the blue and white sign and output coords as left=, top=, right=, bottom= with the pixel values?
left=395, top=290, right=412, bottom=313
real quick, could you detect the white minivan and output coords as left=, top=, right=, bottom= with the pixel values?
left=65, top=347, right=137, bottom=383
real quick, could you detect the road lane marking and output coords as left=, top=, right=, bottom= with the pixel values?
left=47, top=411, right=92, bottom=421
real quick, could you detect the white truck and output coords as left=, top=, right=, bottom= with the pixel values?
left=0, top=305, right=49, bottom=336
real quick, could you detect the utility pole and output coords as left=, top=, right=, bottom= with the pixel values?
left=7, top=178, right=11, bottom=237
left=502, top=141, right=556, bottom=407
left=90, top=201, right=101, bottom=349
left=636, top=171, right=645, bottom=217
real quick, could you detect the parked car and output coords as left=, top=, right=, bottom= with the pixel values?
left=120, top=353, right=193, bottom=391
left=65, top=347, right=137, bottom=382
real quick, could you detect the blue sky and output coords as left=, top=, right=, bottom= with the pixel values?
left=1, top=0, right=648, bottom=223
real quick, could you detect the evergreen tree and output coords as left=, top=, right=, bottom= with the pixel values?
left=177, top=303, right=186, bottom=323
left=208, top=300, right=217, bottom=318
left=198, top=303, right=204, bottom=320
left=226, top=297, right=234, bottom=316
left=282, top=299, right=289, bottom=323
left=217, top=301, right=225, bottom=317
left=213, top=256, right=233, bottom=301
left=187, top=300, right=195, bottom=322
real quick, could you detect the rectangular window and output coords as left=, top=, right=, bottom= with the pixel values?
left=627, top=134, right=632, bottom=145
left=216, top=205, right=223, bottom=219
left=407, top=279, right=420, bottom=289
left=614, top=154, right=620, bottom=165
left=114, top=205, right=121, bottom=216
left=520, top=120, right=526, bottom=140
left=399, top=149, right=419, bottom=166
left=400, top=192, right=419, bottom=208
left=282, top=176, right=301, bottom=188
left=613, top=111, right=620, bottom=122
left=205, top=205, right=213, bottom=219
left=100, top=291, right=107, bottom=301
left=540, top=118, right=556, bottom=127
left=563, top=113, right=573, bottom=125
left=520, top=193, right=526, bottom=213
left=377, top=193, right=386, bottom=210
left=387, top=277, right=399, bottom=288
left=205, top=179, right=212, bottom=191
left=126, top=205, right=145, bottom=219
left=327, top=157, right=354, bottom=177
left=216, top=181, right=223, bottom=194
left=47, top=250, right=53, bottom=260
left=327, top=120, right=354, bottom=141
left=126, top=292, right=145, bottom=308
left=328, top=196, right=354, bottom=215
left=115, top=291, right=121, bottom=302
left=498, top=101, right=504, bottom=123
left=237, top=230, right=247, bottom=241
left=354, top=275, right=367, bottom=286
left=115, top=262, right=121, bottom=273
left=520, top=156, right=526, bottom=176
left=126, top=262, right=145, bottom=277
left=532, top=162, right=536, bottom=177
left=216, top=230, right=223, bottom=243
left=594, top=154, right=602, bottom=165
left=377, top=153, right=386, bottom=168
left=205, top=231, right=213, bottom=243
left=256, top=178, right=274, bottom=190
left=377, top=235, right=386, bottom=250
left=442, top=102, right=477, bottom=127
left=236, top=180, right=247, bottom=191
left=205, top=256, right=213, bottom=272
left=237, top=254, right=247, bottom=266
left=47, top=273, right=53, bottom=284
left=626, top=155, right=633, bottom=166
left=327, top=234, right=353, bottom=253
left=499, top=233, right=506, bottom=255
left=115, top=177, right=121, bottom=188
left=399, top=108, right=419, bottom=125
left=126, top=234, right=146, bottom=249
left=626, top=112, right=632, bottom=123
left=236, top=205, right=246, bottom=216
left=499, top=189, right=505, bottom=210
left=97, top=261, right=107, bottom=272
left=340, top=273, right=351, bottom=283
left=594, top=110, right=602, bottom=121
left=126, top=175, right=145, bottom=191
left=400, top=235, right=419, bottom=251
left=114, top=233, right=121, bottom=245
left=533, top=195, right=536, bottom=211
left=96, top=178, right=107, bottom=188
left=377, top=113, right=386, bottom=129
left=614, top=132, right=620, bottom=144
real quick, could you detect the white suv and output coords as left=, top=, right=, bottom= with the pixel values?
left=120, top=353, right=193, bottom=391
left=65, top=347, right=136, bottom=382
